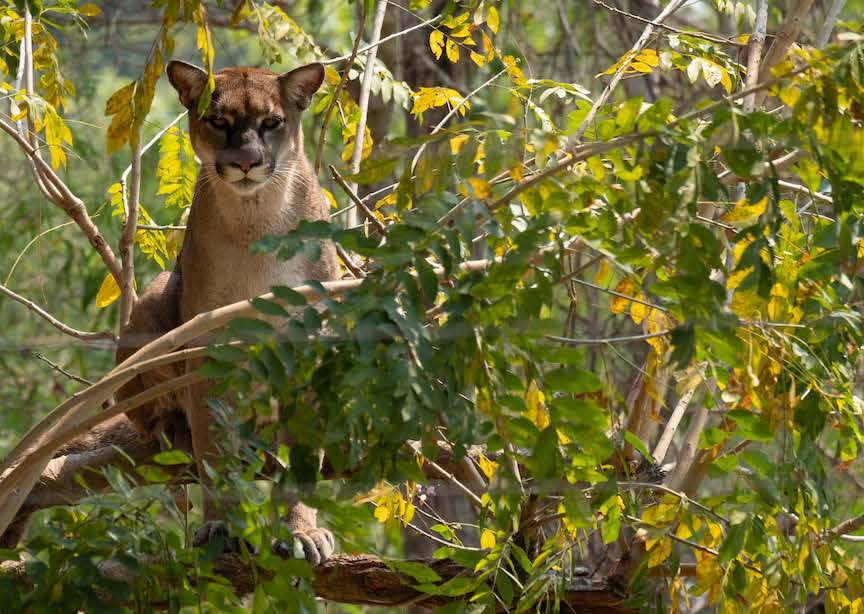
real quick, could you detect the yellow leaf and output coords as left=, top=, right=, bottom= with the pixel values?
left=508, top=163, right=524, bottom=181
left=630, top=61, right=654, bottom=73
left=429, top=29, right=444, bottom=60
left=79, top=3, right=101, bottom=16
left=468, top=177, right=491, bottom=199
left=486, top=5, right=500, bottom=34
left=374, top=503, right=391, bottom=523
left=322, top=188, right=337, bottom=210
left=482, top=32, right=495, bottom=61
left=477, top=453, right=497, bottom=480
left=525, top=380, right=549, bottom=429
left=470, top=50, right=486, bottom=67
left=445, top=37, right=459, bottom=63
left=721, top=196, right=768, bottom=225
left=630, top=296, right=648, bottom=325
left=611, top=279, right=638, bottom=314
left=635, top=49, right=659, bottom=66
left=449, top=135, right=469, bottom=155
left=230, top=0, right=250, bottom=26
left=645, top=536, right=672, bottom=568
left=480, top=529, right=496, bottom=549
left=96, top=273, right=121, bottom=308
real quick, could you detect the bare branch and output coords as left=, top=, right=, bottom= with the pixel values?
left=33, top=352, right=94, bottom=386
left=329, top=164, right=386, bottom=233
left=545, top=331, right=670, bottom=346
left=118, top=142, right=142, bottom=327
left=743, top=0, right=769, bottom=114
left=652, top=379, right=698, bottom=464
left=0, top=283, right=117, bottom=343
left=570, top=0, right=686, bottom=143
left=663, top=392, right=711, bottom=491
left=816, top=0, right=846, bottom=48
left=759, top=0, right=817, bottom=81
left=315, top=3, right=367, bottom=172
left=410, top=69, right=508, bottom=173
left=322, top=15, right=442, bottom=66
left=345, top=0, right=388, bottom=228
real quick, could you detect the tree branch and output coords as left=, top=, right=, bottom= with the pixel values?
left=345, top=0, right=388, bottom=228
left=0, top=283, right=118, bottom=342
left=0, top=550, right=631, bottom=611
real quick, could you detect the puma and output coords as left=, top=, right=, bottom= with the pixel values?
left=115, top=60, right=339, bottom=565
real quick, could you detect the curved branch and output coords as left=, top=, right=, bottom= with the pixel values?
left=0, top=283, right=118, bottom=342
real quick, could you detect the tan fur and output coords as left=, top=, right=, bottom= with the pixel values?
left=116, top=61, right=338, bottom=564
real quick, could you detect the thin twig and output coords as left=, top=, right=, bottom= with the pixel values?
left=778, top=179, right=833, bottom=204
left=329, top=165, right=386, bottom=233
left=33, top=353, right=94, bottom=386
left=345, top=0, right=388, bottom=228
left=618, top=481, right=730, bottom=527
left=567, top=278, right=670, bottom=313
left=589, top=0, right=743, bottom=46
left=0, top=283, right=118, bottom=342
left=410, top=69, right=508, bottom=173
left=315, top=2, right=367, bottom=172
left=545, top=331, right=670, bottom=345
left=571, top=0, right=687, bottom=143
left=322, top=15, right=441, bottom=65
left=483, top=66, right=808, bottom=219
left=336, top=244, right=366, bottom=278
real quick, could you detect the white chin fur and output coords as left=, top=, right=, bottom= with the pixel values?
left=220, top=166, right=271, bottom=193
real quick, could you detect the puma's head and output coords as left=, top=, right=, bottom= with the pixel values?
left=166, top=60, right=324, bottom=195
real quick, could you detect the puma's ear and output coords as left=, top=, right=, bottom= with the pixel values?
left=166, top=60, right=208, bottom=109
left=278, top=62, right=325, bottom=110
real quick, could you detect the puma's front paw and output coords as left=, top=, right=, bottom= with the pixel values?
left=193, top=520, right=246, bottom=553
left=273, top=525, right=335, bottom=566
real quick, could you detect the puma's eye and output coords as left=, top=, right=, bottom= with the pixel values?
left=261, top=116, right=284, bottom=131
left=206, top=116, right=228, bottom=129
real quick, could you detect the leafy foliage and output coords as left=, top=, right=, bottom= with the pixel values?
left=1, top=1, right=864, bottom=612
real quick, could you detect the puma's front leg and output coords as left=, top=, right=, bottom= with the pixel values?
left=185, top=382, right=234, bottom=549
left=273, top=429, right=335, bottom=565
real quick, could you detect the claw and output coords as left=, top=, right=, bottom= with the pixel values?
left=273, top=526, right=335, bottom=566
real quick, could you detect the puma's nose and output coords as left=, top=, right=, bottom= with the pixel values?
left=232, top=160, right=260, bottom=174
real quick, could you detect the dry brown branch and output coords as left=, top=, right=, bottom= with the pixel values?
left=0, top=283, right=118, bottom=343
left=345, top=0, right=388, bottom=228
left=743, top=0, right=769, bottom=114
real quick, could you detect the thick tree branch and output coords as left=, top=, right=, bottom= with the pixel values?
left=0, top=551, right=631, bottom=611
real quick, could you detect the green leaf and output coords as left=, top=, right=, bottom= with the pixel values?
left=544, top=368, right=602, bottom=394
left=152, top=450, right=193, bottom=465
left=386, top=560, right=442, bottom=583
